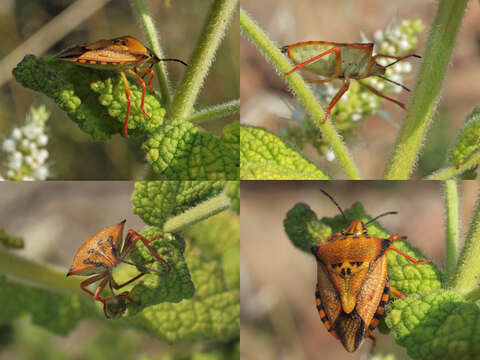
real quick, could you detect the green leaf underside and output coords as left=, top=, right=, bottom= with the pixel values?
left=124, top=243, right=239, bottom=344
left=12, top=55, right=166, bottom=140
left=120, top=228, right=194, bottom=316
left=184, top=211, right=239, bottom=289
left=240, top=125, right=330, bottom=179
left=285, top=202, right=442, bottom=295
left=225, top=181, right=240, bottom=214
left=0, top=277, right=95, bottom=335
left=449, top=105, right=480, bottom=170
left=143, top=120, right=239, bottom=180
left=131, top=181, right=226, bottom=227
left=386, top=289, right=480, bottom=360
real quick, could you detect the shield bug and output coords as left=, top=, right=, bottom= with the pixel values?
left=311, top=190, right=431, bottom=352
left=281, top=41, right=421, bottom=123
left=56, top=35, right=187, bottom=138
left=67, top=220, right=170, bottom=318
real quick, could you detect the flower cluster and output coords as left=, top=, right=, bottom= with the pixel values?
left=281, top=19, right=424, bottom=161
left=1, top=106, right=51, bottom=180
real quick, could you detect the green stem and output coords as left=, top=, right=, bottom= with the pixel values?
left=425, top=151, right=480, bottom=180
left=132, top=0, right=172, bottom=106
left=443, top=180, right=460, bottom=279
left=240, top=8, right=361, bottom=180
left=163, top=192, right=231, bottom=233
left=446, top=190, right=480, bottom=295
left=168, top=0, right=239, bottom=121
left=0, top=248, right=83, bottom=296
left=383, top=0, right=469, bottom=179
left=187, top=99, right=240, bottom=125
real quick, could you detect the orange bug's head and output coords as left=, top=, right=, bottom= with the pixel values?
left=66, top=220, right=126, bottom=277
left=342, top=220, right=367, bottom=237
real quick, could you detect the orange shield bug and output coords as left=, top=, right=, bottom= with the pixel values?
left=311, top=190, right=431, bottom=352
left=66, top=220, right=170, bottom=318
left=282, top=41, right=420, bottom=123
left=56, top=35, right=187, bottom=138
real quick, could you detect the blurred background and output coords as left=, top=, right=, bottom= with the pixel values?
left=240, top=0, right=480, bottom=179
left=240, top=181, right=478, bottom=360
left=0, top=181, right=241, bottom=359
left=0, top=0, right=239, bottom=179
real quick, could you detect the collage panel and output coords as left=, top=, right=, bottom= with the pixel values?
left=240, top=0, right=480, bottom=180
left=1, top=0, right=239, bottom=180
left=0, top=180, right=239, bottom=359
left=241, top=180, right=480, bottom=359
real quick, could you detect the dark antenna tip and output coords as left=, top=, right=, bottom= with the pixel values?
left=159, top=58, right=188, bottom=66
left=365, top=211, right=398, bottom=226
left=319, top=189, right=348, bottom=224
left=377, top=75, right=411, bottom=92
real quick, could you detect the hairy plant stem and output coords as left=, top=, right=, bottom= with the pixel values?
left=132, top=0, right=172, bottom=107
left=0, top=248, right=83, bottom=296
left=187, top=99, right=240, bottom=125
left=443, top=180, right=460, bottom=279
left=163, top=192, right=231, bottom=233
left=425, top=151, right=480, bottom=180
left=240, top=8, right=361, bottom=179
left=169, top=0, right=239, bottom=121
left=446, top=190, right=480, bottom=295
left=383, top=0, right=469, bottom=179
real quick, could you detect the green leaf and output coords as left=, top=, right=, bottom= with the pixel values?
left=386, top=289, right=480, bottom=360
left=120, top=228, right=194, bottom=317
left=184, top=211, right=239, bottom=289
left=225, top=181, right=240, bottom=214
left=449, top=105, right=480, bottom=173
left=143, top=119, right=239, bottom=180
left=0, top=277, right=95, bottom=335
left=12, top=55, right=166, bottom=140
left=240, top=125, right=331, bottom=179
left=131, top=181, right=225, bottom=227
left=125, top=244, right=239, bottom=344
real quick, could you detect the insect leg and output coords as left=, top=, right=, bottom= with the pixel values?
left=390, top=286, right=405, bottom=299
left=358, top=80, right=406, bottom=109
left=136, top=67, right=156, bottom=93
left=79, top=273, right=108, bottom=298
left=286, top=47, right=340, bottom=76
left=110, top=273, right=146, bottom=289
left=123, top=230, right=170, bottom=271
left=119, top=71, right=132, bottom=138
left=126, top=69, right=151, bottom=122
left=323, top=78, right=350, bottom=123
left=387, top=245, right=432, bottom=264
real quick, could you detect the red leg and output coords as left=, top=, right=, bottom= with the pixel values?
left=119, top=71, right=132, bottom=138
left=387, top=246, right=432, bottom=264
left=80, top=273, right=107, bottom=298
left=137, top=68, right=155, bottom=93
left=390, top=286, right=405, bottom=299
left=124, top=230, right=170, bottom=271
left=358, top=80, right=406, bottom=109
left=110, top=273, right=145, bottom=289
left=127, top=69, right=151, bottom=122
left=323, top=79, right=350, bottom=123
left=286, top=47, right=340, bottom=75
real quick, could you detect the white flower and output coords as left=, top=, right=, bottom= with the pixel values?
left=352, top=113, right=362, bottom=122
left=34, top=166, right=49, bottom=180
left=12, top=151, right=22, bottom=162
left=23, top=124, right=41, bottom=139
left=9, top=158, right=22, bottom=170
left=2, top=139, right=16, bottom=152
left=24, top=155, right=34, bottom=166
left=37, top=134, right=48, bottom=146
left=37, top=149, right=49, bottom=162
left=373, top=30, right=384, bottom=42
left=325, top=149, right=336, bottom=162
left=398, top=39, right=410, bottom=51
left=11, top=128, right=22, bottom=140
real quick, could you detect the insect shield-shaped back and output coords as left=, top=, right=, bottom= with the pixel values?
left=311, top=220, right=391, bottom=352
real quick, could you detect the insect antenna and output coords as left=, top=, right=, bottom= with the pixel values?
left=158, top=58, right=188, bottom=66
left=366, top=211, right=398, bottom=226
left=320, top=189, right=348, bottom=224
left=384, top=54, right=421, bottom=68
left=119, top=259, right=167, bottom=275
left=377, top=75, right=411, bottom=92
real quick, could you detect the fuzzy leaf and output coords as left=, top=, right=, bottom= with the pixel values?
left=386, top=289, right=480, bottom=360
left=124, top=244, right=239, bottom=343
left=0, top=277, right=95, bottom=335
left=131, top=181, right=225, bottom=227
left=117, top=227, right=194, bottom=317
left=240, top=125, right=330, bottom=179
left=449, top=105, right=480, bottom=172
left=225, top=181, right=240, bottom=214
left=12, top=55, right=166, bottom=139
left=184, top=211, right=239, bottom=289
left=143, top=120, right=239, bottom=180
